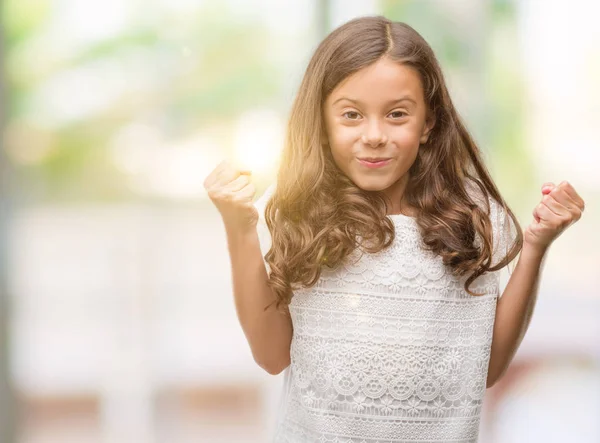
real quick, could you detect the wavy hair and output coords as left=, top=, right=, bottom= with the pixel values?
left=263, top=16, right=522, bottom=313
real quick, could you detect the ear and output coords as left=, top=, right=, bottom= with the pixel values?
left=419, top=113, right=436, bottom=144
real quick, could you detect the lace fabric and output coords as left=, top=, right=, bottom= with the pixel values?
left=253, top=183, right=517, bottom=443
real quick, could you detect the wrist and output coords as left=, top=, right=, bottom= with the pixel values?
left=225, top=221, right=258, bottom=243
left=521, top=241, right=548, bottom=263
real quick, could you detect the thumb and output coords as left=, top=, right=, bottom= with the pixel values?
left=542, top=182, right=555, bottom=194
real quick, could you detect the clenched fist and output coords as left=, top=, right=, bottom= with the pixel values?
left=203, top=160, right=258, bottom=234
left=525, top=180, right=585, bottom=254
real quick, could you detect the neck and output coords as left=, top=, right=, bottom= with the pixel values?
left=384, top=174, right=414, bottom=216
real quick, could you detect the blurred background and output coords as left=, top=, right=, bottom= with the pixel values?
left=1, top=0, right=599, bottom=442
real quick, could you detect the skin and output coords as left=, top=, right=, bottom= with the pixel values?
left=487, top=180, right=584, bottom=387
left=321, top=57, right=588, bottom=388
left=323, top=56, right=435, bottom=216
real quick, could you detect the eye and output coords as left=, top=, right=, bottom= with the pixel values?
left=342, top=111, right=361, bottom=120
left=389, top=110, right=407, bottom=119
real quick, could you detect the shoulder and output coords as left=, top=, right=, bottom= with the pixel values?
left=464, top=177, right=490, bottom=211
left=463, top=177, right=504, bottom=221
left=464, top=177, right=518, bottom=263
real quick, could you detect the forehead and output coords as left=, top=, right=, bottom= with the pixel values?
left=327, top=57, right=425, bottom=106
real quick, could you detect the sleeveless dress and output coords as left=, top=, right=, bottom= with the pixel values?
left=253, top=182, right=517, bottom=443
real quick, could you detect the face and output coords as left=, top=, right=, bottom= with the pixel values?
left=323, top=57, right=434, bottom=212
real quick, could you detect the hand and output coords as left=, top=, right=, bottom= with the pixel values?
left=203, top=160, right=258, bottom=234
left=524, top=180, right=585, bottom=254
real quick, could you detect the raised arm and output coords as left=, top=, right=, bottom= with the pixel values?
left=487, top=181, right=584, bottom=387
left=204, top=162, right=292, bottom=375
left=226, top=220, right=292, bottom=375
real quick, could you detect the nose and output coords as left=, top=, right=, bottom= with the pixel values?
left=361, top=120, right=388, bottom=147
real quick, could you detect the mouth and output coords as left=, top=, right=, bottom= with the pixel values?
left=358, top=157, right=392, bottom=162
left=357, top=157, right=392, bottom=168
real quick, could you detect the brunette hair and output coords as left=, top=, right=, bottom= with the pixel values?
left=262, top=16, right=522, bottom=312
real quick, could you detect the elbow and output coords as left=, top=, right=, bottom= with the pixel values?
left=486, top=368, right=506, bottom=389
left=263, top=363, right=288, bottom=376
left=254, top=355, right=290, bottom=376
left=486, top=370, right=499, bottom=389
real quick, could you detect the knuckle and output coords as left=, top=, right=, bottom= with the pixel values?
left=220, top=162, right=231, bottom=173
left=207, top=189, right=220, bottom=200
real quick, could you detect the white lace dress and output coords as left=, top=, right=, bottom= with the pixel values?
left=254, top=183, right=517, bottom=443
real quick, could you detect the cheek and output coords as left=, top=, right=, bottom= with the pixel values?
left=329, top=142, right=353, bottom=170
left=328, top=127, right=359, bottom=157
left=389, top=125, right=423, bottom=148
left=329, top=125, right=359, bottom=145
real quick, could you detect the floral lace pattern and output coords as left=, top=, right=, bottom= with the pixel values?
left=253, top=183, right=517, bottom=443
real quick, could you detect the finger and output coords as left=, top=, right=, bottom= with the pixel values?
left=553, top=191, right=584, bottom=221
left=533, top=203, right=543, bottom=223
left=541, top=193, right=571, bottom=219
left=215, top=162, right=233, bottom=182
left=534, top=202, right=558, bottom=224
left=547, top=187, right=579, bottom=213
left=541, top=182, right=555, bottom=193
left=223, top=174, right=251, bottom=193
left=203, top=159, right=229, bottom=189
left=232, top=182, right=256, bottom=206
left=237, top=182, right=256, bottom=199
left=215, top=164, right=249, bottom=188
left=559, top=181, right=585, bottom=212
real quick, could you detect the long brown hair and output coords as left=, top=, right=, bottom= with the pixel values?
left=263, top=16, right=522, bottom=312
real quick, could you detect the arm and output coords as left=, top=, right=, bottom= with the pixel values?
left=486, top=244, right=547, bottom=388
left=204, top=164, right=292, bottom=376
left=486, top=180, right=584, bottom=388
left=226, top=225, right=293, bottom=375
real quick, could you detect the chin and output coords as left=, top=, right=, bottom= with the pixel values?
left=351, top=177, right=392, bottom=192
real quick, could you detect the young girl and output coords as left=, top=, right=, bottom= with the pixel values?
left=204, top=16, right=585, bottom=443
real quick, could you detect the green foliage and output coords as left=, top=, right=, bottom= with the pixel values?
left=382, top=0, right=533, bottom=206
left=3, top=0, right=51, bottom=45
left=4, top=2, right=282, bottom=201
left=381, top=0, right=467, bottom=69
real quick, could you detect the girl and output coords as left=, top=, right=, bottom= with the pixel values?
left=204, top=16, right=585, bottom=443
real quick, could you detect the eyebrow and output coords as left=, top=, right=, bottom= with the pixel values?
left=331, top=96, right=417, bottom=107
